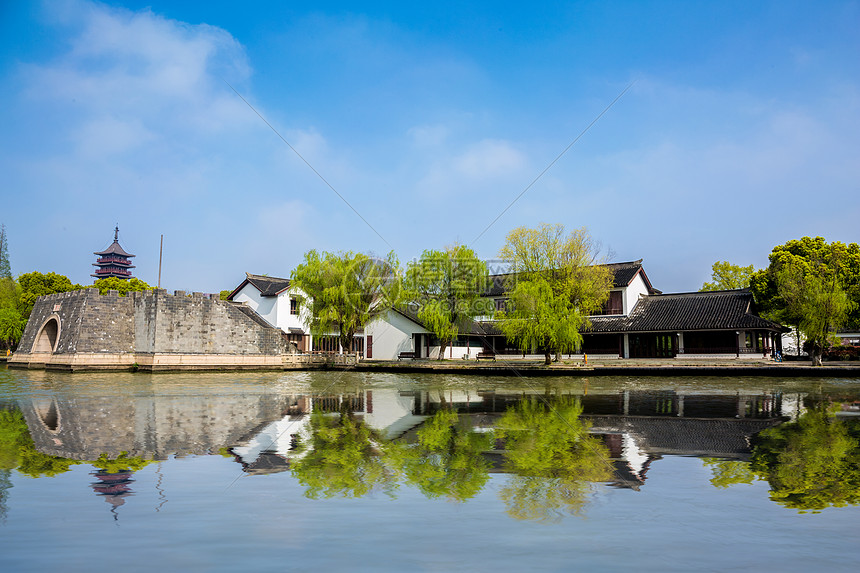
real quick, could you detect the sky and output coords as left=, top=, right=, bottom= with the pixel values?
left=1, top=0, right=858, bottom=294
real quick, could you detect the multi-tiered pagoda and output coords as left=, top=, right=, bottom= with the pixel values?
left=92, top=226, right=135, bottom=280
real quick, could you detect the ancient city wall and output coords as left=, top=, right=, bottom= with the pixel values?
left=20, top=391, right=292, bottom=460
left=10, top=288, right=292, bottom=371
left=132, top=290, right=287, bottom=355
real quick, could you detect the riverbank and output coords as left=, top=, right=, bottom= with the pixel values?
left=355, top=357, right=860, bottom=377
left=3, top=354, right=859, bottom=377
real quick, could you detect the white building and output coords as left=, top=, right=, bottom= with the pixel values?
left=227, top=273, right=312, bottom=351
left=229, top=260, right=786, bottom=361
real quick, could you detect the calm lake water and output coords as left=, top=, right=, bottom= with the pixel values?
left=1, top=365, right=859, bottom=572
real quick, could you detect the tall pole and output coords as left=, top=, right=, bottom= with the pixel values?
left=158, top=234, right=163, bottom=288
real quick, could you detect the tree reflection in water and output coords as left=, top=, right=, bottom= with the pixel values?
left=390, top=408, right=492, bottom=502
left=0, top=407, right=79, bottom=478
left=750, top=406, right=860, bottom=512
left=495, top=396, right=612, bottom=522
left=290, top=406, right=398, bottom=499
left=288, top=396, right=613, bottom=520
left=701, top=458, right=755, bottom=489
left=701, top=406, right=860, bottom=513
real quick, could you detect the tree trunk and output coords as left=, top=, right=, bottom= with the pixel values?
left=438, top=340, right=448, bottom=360
left=795, top=327, right=802, bottom=357
left=544, top=351, right=552, bottom=366
left=812, top=351, right=823, bottom=366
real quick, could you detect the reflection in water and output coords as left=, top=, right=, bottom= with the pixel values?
left=749, top=407, right=860, bottom=512
left=91, top=470, right=135, bottom=522
left=702, top=458, right=756, bottom=488
left=0, top=469, right=10, bottom=524
left=391, top=408, right=492, bottom=502
left=290, top=406, right=397, bottom=499
left=495, top=397, right=612, bottom=521
left=4, top=372, right=860, bottom=521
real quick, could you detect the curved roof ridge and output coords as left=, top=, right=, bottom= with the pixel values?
left=652, top=288, right=749, bottom=297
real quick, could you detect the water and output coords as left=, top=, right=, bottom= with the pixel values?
left=1, top=366, right=859, bottom=572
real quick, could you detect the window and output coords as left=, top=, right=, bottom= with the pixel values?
left=594, top=291, right=623, bottom=315
left=290, top=298, right=298, bottom=315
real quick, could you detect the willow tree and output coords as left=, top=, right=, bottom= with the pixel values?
left=290, top=408, right=397, bottom=499
left=750, top=406, right=860, bottom=512
left=404, top=245, right=489, bottom=359
left=495, top=396, right=612, bottom=521
left=391, top=408, right=492, bottom=502
left=774, top=261, right=853, bottom=366
left=497, top=224, right=612, bottom=365
left=291, top=250, right=400, bottom=353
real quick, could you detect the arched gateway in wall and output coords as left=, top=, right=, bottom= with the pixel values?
left=33, top=315, right=60, bottom=354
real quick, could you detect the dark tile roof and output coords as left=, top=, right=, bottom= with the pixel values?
left=604, top=260, right=644, bottom=288
left=483, top=260, right=655, bottom=297
left=586, top=416, right=783, bottom=456
left=242, top=273, right=291, bottom=297
left=588, top=289, right=786, bottom=333
left=393, top=304, right=502, bottom=336
left=484, top=274, right=510, bottom=297
left=93, top=239, right=134, bottom=258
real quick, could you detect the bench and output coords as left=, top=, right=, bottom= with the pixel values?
left=398, top=351, right=416, bottom=360
left=476, top=352, right=496, bottom=361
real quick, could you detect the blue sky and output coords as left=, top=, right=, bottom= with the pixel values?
left=1, top=0, right=858, bottom=293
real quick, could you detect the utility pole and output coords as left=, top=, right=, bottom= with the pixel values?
left=158, top=234, right=163, bottom=288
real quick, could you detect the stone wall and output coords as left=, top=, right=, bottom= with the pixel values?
left=11, top=288, right=291, bottom=370
left=132, top=290, right=287, bottom=355
left=20, top=392, right=292, bottom=460
left=16, top=288, right=134, bottom=355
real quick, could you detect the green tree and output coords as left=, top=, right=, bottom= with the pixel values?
left=751, top=238, right=860, bottom=358
left=0, top=277, right=25, bottom=351
left=404, top=245, right=489, bottom=359
left=0, top=308, right=27, bottom=352
left=702, top=458, right=756, bottom=488
left=90, top=452, right=154, bottom=473
left=17, top=271, right=82, bottom=318
left=0, top=407, right=80, bottom=478
left=292, top=250, right=400, bottom=353
left=495, top=396, right=612, bottom=521
left=774, top=260, right=854, bottom=365
left=701, top=261, right=755, bottom=291
left=750, top=407, right=860, bottom=512
left=92, top=276, right=152, bottom=296
left=0, top=224, right=12, bottom=279
left=219, top=290, right=231, bottom=301
left=497, top=224, right=612, bottom=365
left=391, top=408, right=492, bottom=502
left=290, top=408, right=397, bottom=498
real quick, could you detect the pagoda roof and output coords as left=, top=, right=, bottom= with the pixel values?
left=94, top=227, right=135, bottom=257
left=94, top=240, right=135, bottom=257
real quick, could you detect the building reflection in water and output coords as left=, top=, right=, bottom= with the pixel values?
left=16, top=380, right=849, bottom=518
left=90, top=470, right=134, bottom=522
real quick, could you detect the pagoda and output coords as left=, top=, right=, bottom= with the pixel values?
left=92, top=226, right=135, bottom=280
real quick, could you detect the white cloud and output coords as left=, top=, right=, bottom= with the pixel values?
left=23, top=0, right=253, bottom=142
left=454, top=139, right=527, bottom=179
left=408, top=124, right=450, bottom=147
left=74, top=115, right=156, bottom=158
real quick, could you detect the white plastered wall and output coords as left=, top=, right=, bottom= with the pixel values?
left=623, top=272, right=651, bottom=315
left=365, top=310, right=430, bottom=360
left=231, top=284, right=278, bottom=325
